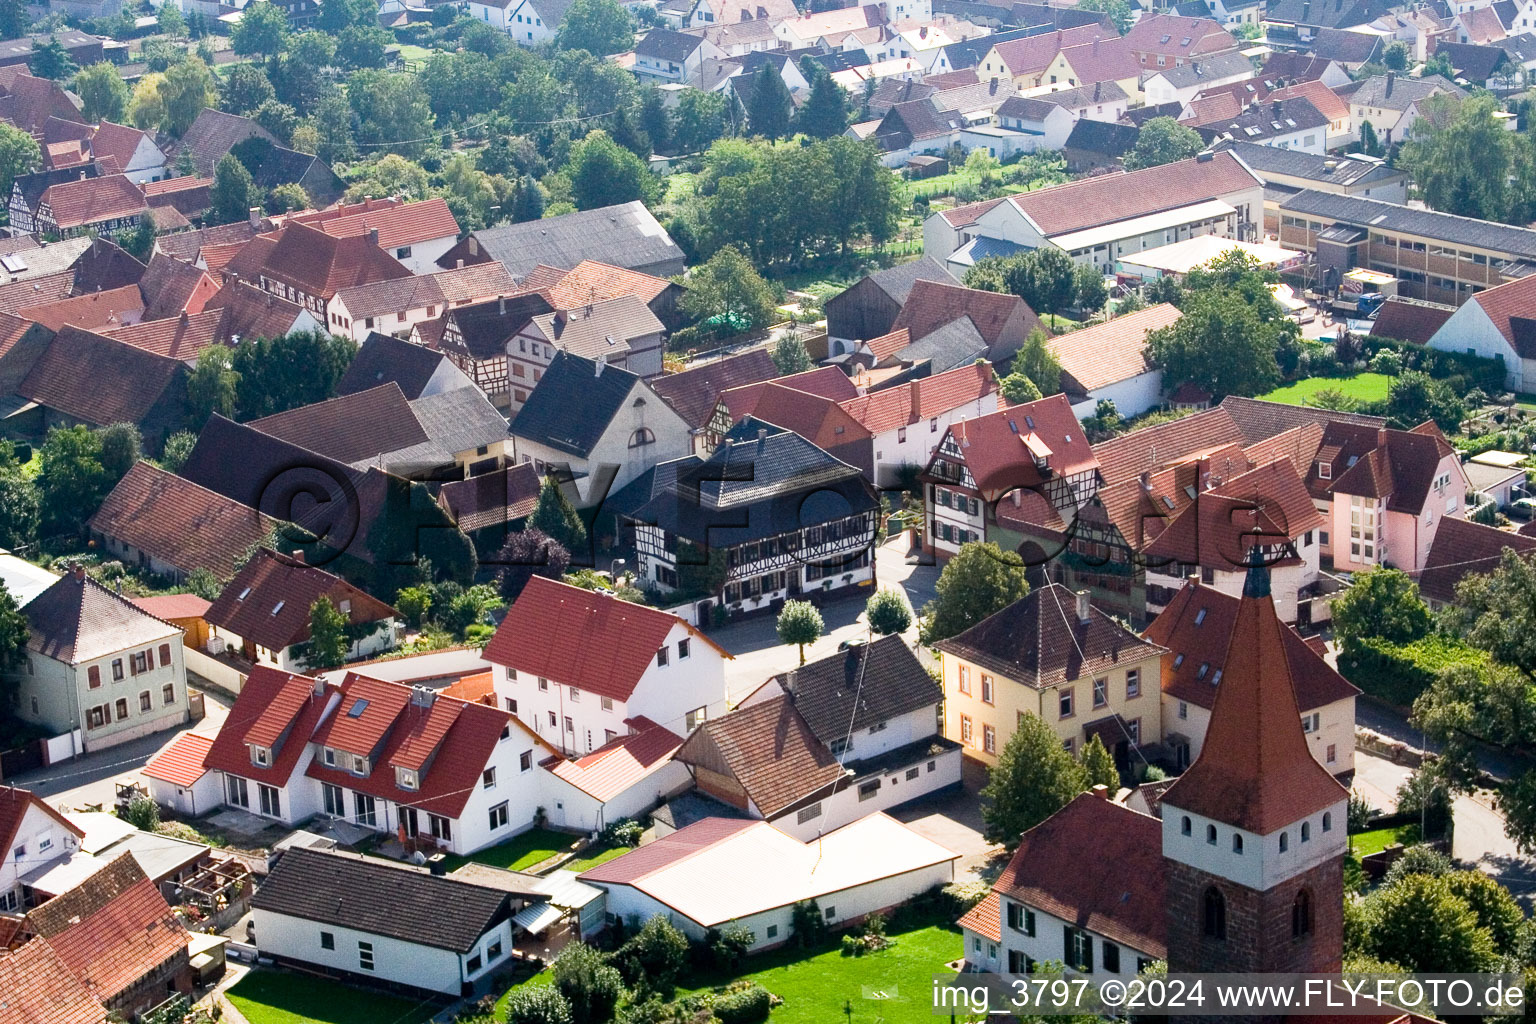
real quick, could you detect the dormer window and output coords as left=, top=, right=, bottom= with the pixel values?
left=351, top=754, right=366, bottom=775
left=1317, top=462, right=1331, bottom=479
left=397, top=767, right=418, bottom=790
left=252, top=745, right=270, bottom=767
left=323, top=747, right=336, bottom=767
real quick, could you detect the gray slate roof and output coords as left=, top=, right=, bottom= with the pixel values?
left=1146, top=49, right=1254, bottom=87
left=1211, top=140, right=1400, bottom=188
left=1278, top=189, right=1536, bottom=258
left=409, top=387, right=509, bottom=458
left=442, top=202, right=685, bottom=281
left=773, top=634, right=939, bottom=744
left=863, top=256, right=957, bottom=305
left=252, top=848, right=511, bottom=953
left=897, top=315, right=988, bottom=371
left=337, top=332, right=455, bottom=399
left=511, top=350, right=641, bottom=458
left=1193, top=96, right=1330, bottom=144
left=1347, top=73, right=1463, bottom=111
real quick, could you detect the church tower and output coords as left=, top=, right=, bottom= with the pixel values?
left=1160, top=555, right=1349, bottom=977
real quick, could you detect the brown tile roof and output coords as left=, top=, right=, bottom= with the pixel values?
left=0, top=271, right=74, bottom=313
left=1466, top=273, right=1536, bottom=358
left=39, top=174, right=145, bottom=231
left=437, top=462, right=542, bottom=533
left=1059, top=34, right=1140, bottom=84
left=1417, top=516, right=1536, bottom=605
left=289, top=196, right=459, bottom=250
left=1266, top=78, right=1350, bottom=123
left=200, top=279, right=307, bottom=341
left=104, top=309, right=225, bottom=362
left=0, top=73, right=82, bottom=133
left=1048, top=302, right=1179, bottom=394
left=651, top=349, right=779, bottom=430
left=18, top=284, right=144, bottom=332
left=137, top=253, right=217, bottom=320
left=1369, top=296, right=1455, bottom=345
left=255, top=223, right=412, bottom=301
left=1125, top=13, right=1237, bottom=57
left=929, top=394, right=1097, bottom=498
left=948, top=151, right=1259, bottom=240
left=935, top=583, right=1166, bottom=689
left=26, top=854, right=188, bottom=1004
left=153, top=221, right=257, bottom=266
left=1092, top=406, right=1245, bottom=488
left=726, top=381, right=871, bottom=450
left=333, top=264, right=514, bottom=321
left=674, top=693, right=848, bottom=818
left=991, top=793, right=1167, bottom=955
left=172, top=109, right=277, bottom=177
left=129, top=593, right=211, bottom=621
left=1218, top=395, right=1383, bottom=445
left=249, top=382, right=429, bottom=466
left=484, top=575, right=727, bottom=701
left=85, top=122, right=149, bottom=173
left=1161, top=566, right=1350, bottom=832
left=718, top=365, right=860, bottom=423
left=838, top=360, right=998, bottom=435
left=546, top=260, right=675, bottom=308
left=990, top=23, right=1111, bottom=75
left=22, top=568, right=180, bottom=665
left=1329, top=424, right=1455, bottom=515
left=89, top=461, right=275, bottom=581
left=1146, top=577, right=1360, bottom=713
left=18, top=326, right=183, bottom=427
left=893, top=279, right=1039, bottom=346
left=0, top=939, right=109, bottom=1024
left=205, top=549, right=396, bottom=654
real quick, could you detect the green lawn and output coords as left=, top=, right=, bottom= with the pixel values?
left=227, top=969, right=439, bottom=1024
left=494, top=912, right=964, bottom=1023
left=677, top=915, right=963, bottom=1023
left=1258, top=372, right=1393, bottom=407
left=442, top=827, right=574, bottom=873
left=563, top=843, right=630, bottom=873
left=1349, top=824, right=1422, bottom=857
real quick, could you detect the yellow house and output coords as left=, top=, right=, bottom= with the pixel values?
left=1033, top=43, right=1143, bottom=103
left=935, top=584, right=1168, bottom=768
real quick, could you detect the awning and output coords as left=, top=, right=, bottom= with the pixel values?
left=1082, top=714, right=1131, bottom=745
left=513, top=901, right=565, bottom=935
left=1048, top=199, right=1236, bottom=253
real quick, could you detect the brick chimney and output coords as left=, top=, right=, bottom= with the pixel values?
left=72, top=562, right=84, bottom=582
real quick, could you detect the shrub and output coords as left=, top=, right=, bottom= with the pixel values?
left=121, top=793, right=159, bottom=831
left=1369, top=348, right=1403, bottom=375
left=506, top=985, right=573, bottom=1024
left=1348, top=793, right=1376, bottom=832
left=1383, top=844, right=1452, bottom=886
left=612, top=916, right=689, bottom=997
left=1337, top=635, right=1486, bottom=707
left=713, top=983, right=772, bottom=1023
left=601, top=818, right=645, bottom=847
left=840, top=933, right=865, bottom=957
left=790, top=899, right=828, bottom=948
left=553, top=942, right=623, bottom=1024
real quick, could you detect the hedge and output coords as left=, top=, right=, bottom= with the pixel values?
left=713, top=984, right=772, bottom=1024
left=1359, top=335, right=1507, bottom=393
left=1337, top=635, right=1486, bottom=707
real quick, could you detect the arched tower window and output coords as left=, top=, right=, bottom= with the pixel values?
left=1206, top=823, right=1217, bottom=845
left=1322, top=812, right=1333, bottom=832
left=1181, top=816, right=1192, bottom=836
left=1231, top=833, right=1244, bottom=854
left=1203, top=887, right=1227, bottom=940
left=629, top=428, right=656, bottom=448
left=1292, top=889, right=1313, bottom=938
left=1279, top=831, right=1289, bottom=853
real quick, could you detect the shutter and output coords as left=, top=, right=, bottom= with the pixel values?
left=146, top=648, right=155, bottom=669
left=1082, top=934, right=1093, bottom=973
left=1063, top=927, right=1073, bottom=965
left=160, top=643, right=171, bottom=665
left=88, top=665, right=100, bottom=688
left=129, top=653, right=137, bottom=676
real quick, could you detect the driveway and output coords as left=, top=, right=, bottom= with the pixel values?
left=717, top=534, right=940, bottom=703
left=889, top=785, right=1004, bottom=885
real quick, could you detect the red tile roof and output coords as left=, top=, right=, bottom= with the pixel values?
left=1144, top=577, right=1358, bottom=713
left=1125, top=13, right=1237, bottom=58
left=1092, top=406, right=1245, bottom=488
left=990, top=23, right=1111, bottom=75
left=290, top=197, right=459, bottom=250
left=204, top=549, right=397, bottom=656
left=838, top=361, right=998, bottom=435
left=0, top=939, right=109, bottom=1024
left=306, top=673, right=540, bottom=818
left=89, top=461, right=274, bottom=581
left=991, top=792, right=1166, bottom=956
left=142, top=731, right=214, bottom=787
left=484, top=576, right=728, bottom=702
left=19, top=285, right=144, bottom=332
left=436, top=462, right=542, bottom=533
left=201, top=666, right=336, bottom=785
left=956, top=891, right=1002, bottom=943
left=1466, top=274, right=1536, bottom=358
left=103, top=309, right=225, bottom=362
left=1160, top=567, right=1349, bottom=832
left=928, top=394, right=1097, bottom=499
left=547, top=717, right=684, bottom=802
left=256, top=222, right=412, bottom=301
left=1266, top=79, right=1349, bottom=123
left=86, top=122, right=150, bottom=174
left=1140, top=458, right=1325, bottom=566
left=129, top=594, right=211, bottom=620
left=38, top=174, right=146, bottom=231
left=718, top=365, right=860, bottom=424
left=26, top=854, right=188, bottom=1004
left=736, top=382, right=871, bottom=450
left=650, top=349, right=779, bottom=430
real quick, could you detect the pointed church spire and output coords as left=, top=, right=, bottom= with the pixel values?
left=1243, top=544, right=1270, bottom=599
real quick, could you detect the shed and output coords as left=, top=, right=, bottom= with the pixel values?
left=906, top=154, right=949, bottom=178
left=142, top=731, right=219, bottom=817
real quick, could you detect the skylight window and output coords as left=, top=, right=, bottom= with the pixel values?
left=1194, top=607, right=1207, bottom=625
left=347, top=698, right=370, bottom=718
left=237, top=587, right=251, bottom=600
left=271, top=600, right=285, bottom=615
left=1173, top=653, right=1185, bottom=668
left=1024, top=415, right=1036, bottom=429
left=1196, top=662, right=1210, bottom=679
left=1162, top=495, right=1176, bottom=510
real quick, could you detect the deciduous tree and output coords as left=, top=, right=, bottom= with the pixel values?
left=306, top=596, right=350, bottom=669
left=981, top=711, right=1088, bottom=846
left=555, top=0, right=635, bottom=55
left=37, top=425, right=108, bottom=538
left=680, top=244, right=779, bottom=331
left=865, top=587, right=912, bottom=635
left=1123, top=116, right=1204, bottom=170
left=918, top=541, right=1029, bottom=644
left=75, top=63, right=130, bottom=123
left=566, top=129, right=656, bottom=210
left=0, top=124, right=39, bottom=209
left=777, top=599, right=824, bottom=664
left=231, top=0, right=289, bottom=58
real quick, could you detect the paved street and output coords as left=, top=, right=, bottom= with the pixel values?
left=9, top=680, right=232, bottom=811
left=716, top=533, right=939, bottom=702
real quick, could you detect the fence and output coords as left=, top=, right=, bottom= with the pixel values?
left=186, top=647, right=247, bottom=697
